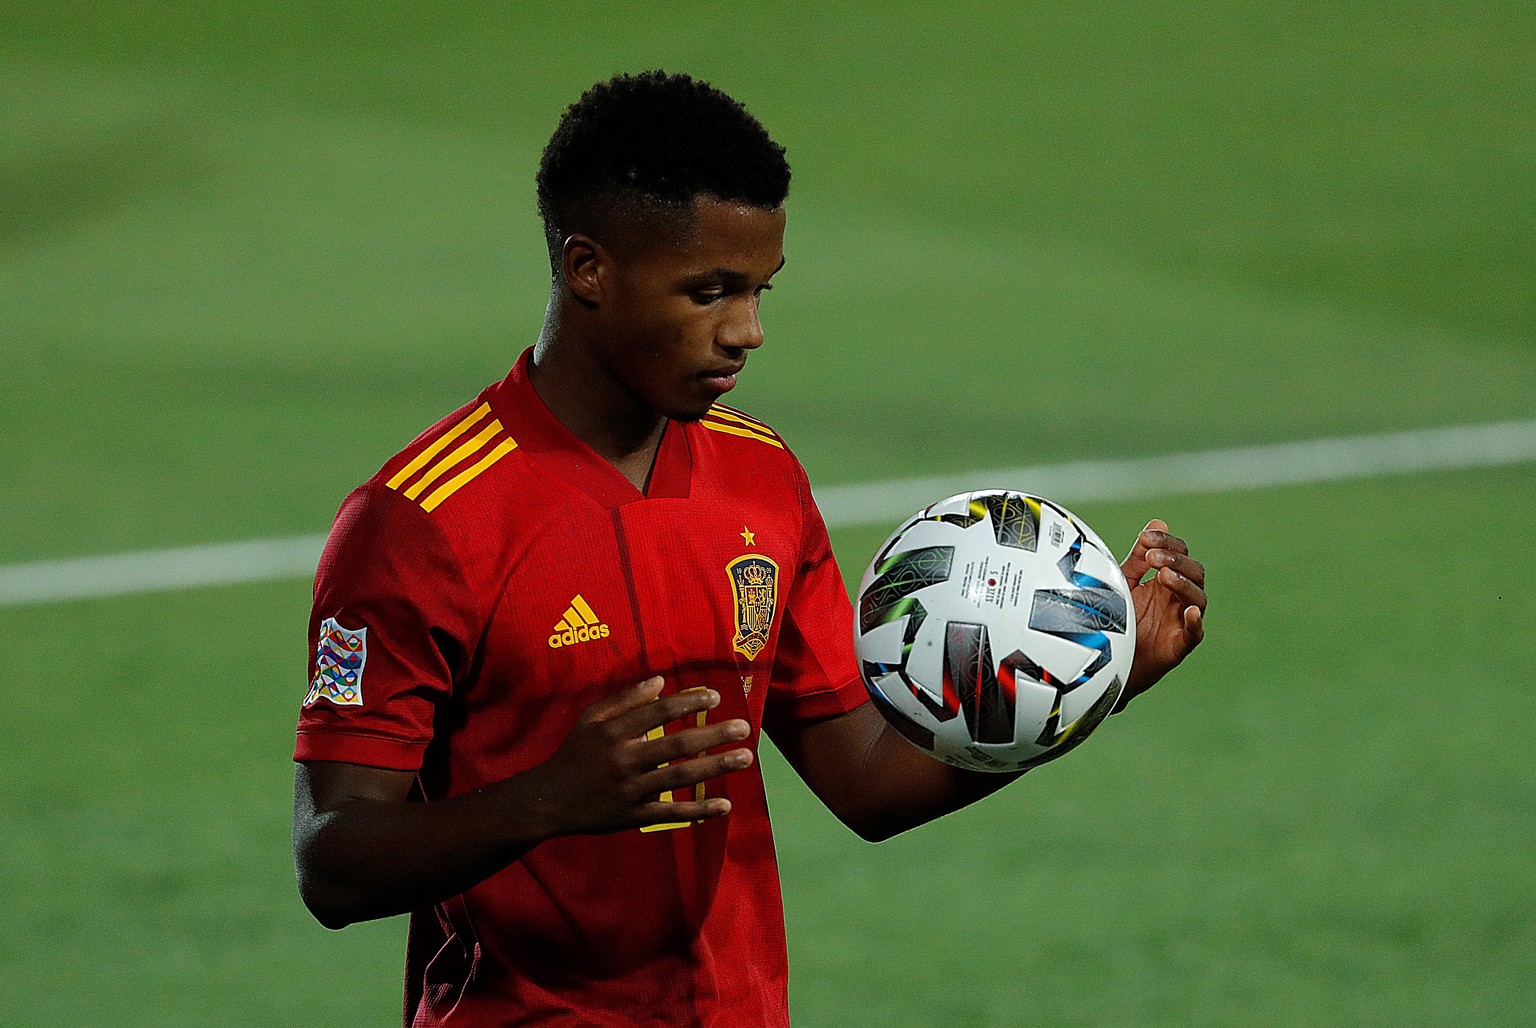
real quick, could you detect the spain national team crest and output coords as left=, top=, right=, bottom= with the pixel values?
left=305, top=617, right=367, bottom=707
left=727, top=555, right=778, bottom=661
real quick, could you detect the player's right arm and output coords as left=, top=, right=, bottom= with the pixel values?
left=293, top=677, right=751, bottom=929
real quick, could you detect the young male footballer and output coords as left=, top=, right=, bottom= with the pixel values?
left=292, top=71, right=1207, bottom=1025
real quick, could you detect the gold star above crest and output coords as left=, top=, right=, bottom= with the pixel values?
left=740, top=526, right=756, bottom=547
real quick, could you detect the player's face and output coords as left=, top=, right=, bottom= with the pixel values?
left=597, top=196, right=786, bottom=422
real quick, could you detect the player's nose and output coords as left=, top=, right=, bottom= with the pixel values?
left=720, top=299, right=765, bottom=352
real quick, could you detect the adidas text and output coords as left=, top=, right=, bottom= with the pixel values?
left=548, top=623, right=611, bottom=648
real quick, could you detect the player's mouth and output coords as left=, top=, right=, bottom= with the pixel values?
left=700, top=361, right=745, bottom=394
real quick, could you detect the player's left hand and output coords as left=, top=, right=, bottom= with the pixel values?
left=1117, top=519, right=1206, bottom=709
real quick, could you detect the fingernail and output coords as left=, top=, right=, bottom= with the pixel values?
left=727, top=751, right=751, bottom=768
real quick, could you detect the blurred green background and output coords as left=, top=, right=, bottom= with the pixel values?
left=2, top=2, right=1532, bottom=1023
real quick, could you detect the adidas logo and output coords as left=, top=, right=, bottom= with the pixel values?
left=547, top=594, right=611, bottom=649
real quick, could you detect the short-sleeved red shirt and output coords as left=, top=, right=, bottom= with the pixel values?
left=295, top=348, right=866, bottom=1026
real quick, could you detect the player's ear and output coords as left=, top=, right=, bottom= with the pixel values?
left=561, top=233, right=605, bottom=305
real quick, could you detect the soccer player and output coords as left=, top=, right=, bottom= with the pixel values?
left=292, top=71, right=1206, bottom=1025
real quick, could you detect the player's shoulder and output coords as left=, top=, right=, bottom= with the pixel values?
left=323, top=386, right=531, bottom=588
left=695, top=403, right=790, bottom=454
left=371, top=391, right=522, bottom=517
left=691, top=403, right=816, bottom=514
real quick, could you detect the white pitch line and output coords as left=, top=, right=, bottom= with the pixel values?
left=3, top=419, right=1534, bottom=608
left=811, top=417, right=1536, bottom=528
left=0, top=534, right=331, bottom=608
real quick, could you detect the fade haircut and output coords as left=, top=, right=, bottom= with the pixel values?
left=536, top=70, right=791, bottom=273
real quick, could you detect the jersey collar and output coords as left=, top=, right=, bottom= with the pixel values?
left=490, top=348, right=693, bottom=508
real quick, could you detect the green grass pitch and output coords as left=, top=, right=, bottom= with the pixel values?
left=2, top=3, right=1533, bottom=1023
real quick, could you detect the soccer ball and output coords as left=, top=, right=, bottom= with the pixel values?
left=854, top=490, right=1136, bottom=772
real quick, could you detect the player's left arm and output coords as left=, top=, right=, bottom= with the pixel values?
left=773, top=700, right=1022, bottom=842
left=775, top=520, right=1206, bottom=842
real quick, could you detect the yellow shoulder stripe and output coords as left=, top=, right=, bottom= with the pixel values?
left=404, top=420, right=504, bottom=500
left=699, top=418, right=785, bottom=449
left=701, top=406, right=783, bottom=448
left=707, top=405, right=775, bottom=433
left=420, top=440, right=517, bottom=511
left=386, top=402, right=518, bottom=511
left=387, top=403, right=491, bottom=490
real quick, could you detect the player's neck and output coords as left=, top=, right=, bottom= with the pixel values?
left=529, top=329, right=667, bottom=491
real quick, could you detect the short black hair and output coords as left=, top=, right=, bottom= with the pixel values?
left=536, top=70, right=791, bottom=271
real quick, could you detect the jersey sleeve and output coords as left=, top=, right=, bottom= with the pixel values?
left=294, top=484, right=480, bottom=771
left=763, top=459, right=868, bottom=731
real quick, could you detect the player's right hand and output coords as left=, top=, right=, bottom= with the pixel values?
left=517, top=676, right=754, bottom=838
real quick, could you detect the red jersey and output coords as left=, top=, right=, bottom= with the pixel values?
left=295, top=348, right=866, bottom=1026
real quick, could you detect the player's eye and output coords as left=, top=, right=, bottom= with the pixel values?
left=691, top=286, right=726, bottom=305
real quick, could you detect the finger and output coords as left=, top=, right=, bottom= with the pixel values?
left=1156, top=566, right=1208, bottom=610
left=643, top=719, right=751, bottom=765
left=1183, top=604, right=1205, bottom=646
left=1121, top=524, right=1157, bottom=584
left=637, top=797, right=733, bottom=826
left=640, top=748, right=755, bottom=793
left=1148, top=549, right=1204, bottom=586
left=1145, top=531, right=1190, bottom=557
left=607, top=688, right=721, bottom=737
left=582, top=676, right=665, bottom=724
